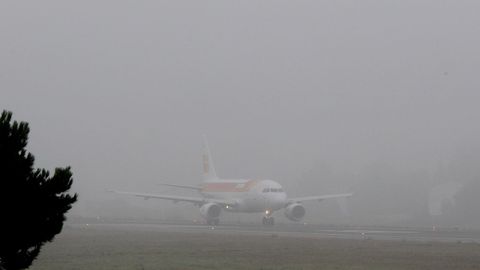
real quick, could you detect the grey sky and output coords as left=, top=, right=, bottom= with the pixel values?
left=2, top=1, right=480, bottom=225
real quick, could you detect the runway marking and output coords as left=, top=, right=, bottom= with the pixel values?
left=337, top=230, right=419, bottom=234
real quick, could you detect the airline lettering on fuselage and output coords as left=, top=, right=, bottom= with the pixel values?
left=235, top=183, right=246, bottom=189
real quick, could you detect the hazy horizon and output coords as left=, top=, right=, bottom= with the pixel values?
left=3, top=1, right=480, bottom=227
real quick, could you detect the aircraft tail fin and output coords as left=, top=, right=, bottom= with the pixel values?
left=203, top=135, right=218, bottom=182
left=202, top=135, right=218, bottom=182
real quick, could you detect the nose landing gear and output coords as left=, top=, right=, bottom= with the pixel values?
left=262, top=210, right=274, bottom=226
left=262, top=216, right=274, bottom=226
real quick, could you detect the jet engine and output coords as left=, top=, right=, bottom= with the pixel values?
left=200, top=203, right=222, bottom=220
left=284, top=203, right=306, bottom=222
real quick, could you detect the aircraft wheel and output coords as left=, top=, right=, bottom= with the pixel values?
left=262, top=216, right=274, bottom=226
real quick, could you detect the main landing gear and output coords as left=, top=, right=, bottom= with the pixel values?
left=206, top=218, right=219, bottom=226
left=262, top=216, right=274, bottom=226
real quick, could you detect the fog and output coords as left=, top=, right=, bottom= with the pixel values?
left=2, top=1, right=480, bottom=228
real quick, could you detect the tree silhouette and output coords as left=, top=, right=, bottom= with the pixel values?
left=0, top=111, right=77, bottom=270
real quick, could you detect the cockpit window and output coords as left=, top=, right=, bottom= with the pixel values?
left=262, top=188, right=269, bottom=193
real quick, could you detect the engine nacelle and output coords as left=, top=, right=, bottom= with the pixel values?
left=284, top=203, right=306, bottom=222
left=200, top=203, right=222, bottom=220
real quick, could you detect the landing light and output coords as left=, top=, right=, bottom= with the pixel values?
left=225, top=205, right=229, bottom=209
left=265, top=210, right=270, bottom=215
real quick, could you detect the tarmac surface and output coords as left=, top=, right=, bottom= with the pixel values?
left=72, top=222, right=480, bottom=244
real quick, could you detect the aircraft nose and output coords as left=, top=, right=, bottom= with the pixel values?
left=268, top=194, right=286, bottom=209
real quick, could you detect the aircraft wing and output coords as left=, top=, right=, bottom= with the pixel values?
left=110, top=190, right=236, bottom=206
left=158, top=183, right=202, bottom=191
left=288, top=193, right=353, bottom=203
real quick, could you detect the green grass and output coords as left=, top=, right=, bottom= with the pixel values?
left=29, top=226, right=480, bottom=270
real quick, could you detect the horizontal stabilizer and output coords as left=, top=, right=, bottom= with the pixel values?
left=109, top=190, right=236, bottom=206
left=159, top=183, right=202, bottom=191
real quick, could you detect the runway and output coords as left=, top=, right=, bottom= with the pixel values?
left=72, top=222, right=480, bottom=244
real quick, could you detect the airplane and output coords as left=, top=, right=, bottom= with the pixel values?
left=112, top=137, right=353, bottom=226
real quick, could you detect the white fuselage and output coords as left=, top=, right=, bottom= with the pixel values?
left=201, top=179, right=287, bottom=213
